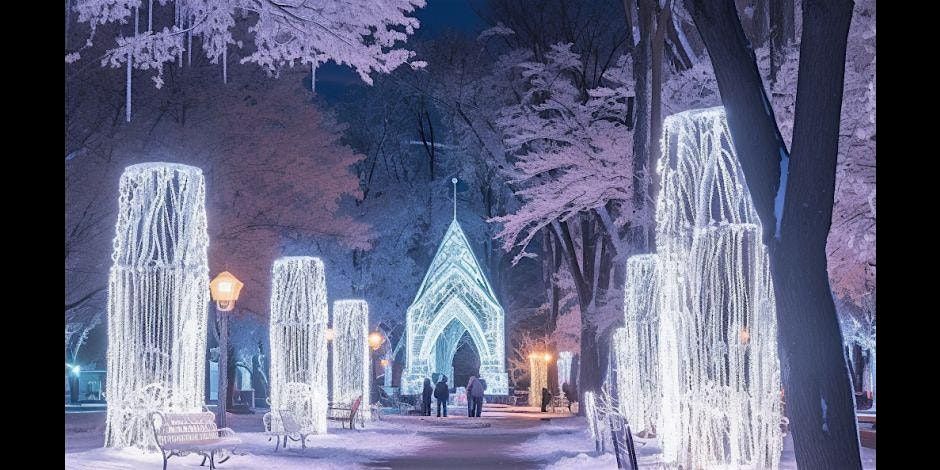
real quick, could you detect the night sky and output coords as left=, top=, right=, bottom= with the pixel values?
left=314, top=0, right=487, bottom=101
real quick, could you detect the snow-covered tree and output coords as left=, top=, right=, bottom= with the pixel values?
left=67, top=0, right=427, bottom=119
left=492, top=44, right=635, bottom=262
left=66, top=65, right=371, bottom=318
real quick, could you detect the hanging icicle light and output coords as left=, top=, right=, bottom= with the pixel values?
left=613, top=254, right=661, bottom=436
left=655, top=107, right=783, bottom=469
left=332, top=300, right=371, bottom=421
left=268, top=256, right=329, bottom=435
left=557, top=351, right=573, bottom=390
left=104, top=163, right=210, bottom=449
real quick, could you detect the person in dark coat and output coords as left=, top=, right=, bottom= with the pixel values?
left=466, top=376, right=477, bottom=417
left=467, top=375, right=486, bottom=417
left=562, top=382, right=575, bottom=412
left=434, top=375, right=450, bottom=417
left=421, top=378, right=434, bottom=416
left=540, top=387, right=552, bottom=413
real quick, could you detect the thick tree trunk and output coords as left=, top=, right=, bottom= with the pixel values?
left=556, top=219, right=602, bottom=416
left=769, top=0, right=795, bottom=83
left=648, top=1, right=670, bottom=248
left=685, top=0, right=861, bottom=467
left=632, top=0, right=653, bottom=216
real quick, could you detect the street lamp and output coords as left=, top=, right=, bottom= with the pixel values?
left=368, top=331, right=384, bottom=351
left=210, top=271, right=243, bottom=428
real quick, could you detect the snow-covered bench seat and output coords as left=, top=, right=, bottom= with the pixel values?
left=149, top=411, right=241, bottom=470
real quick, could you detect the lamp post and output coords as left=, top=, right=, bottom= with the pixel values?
left=368, top=330, right=385, bottom=403
left=209, top=271, right=243, bottom=428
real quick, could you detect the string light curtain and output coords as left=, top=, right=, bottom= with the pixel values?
left=557, top=351, right=573, bottom=390
left=104, top=163, right=209, bottom=449
left=268, top=256, right=329, bottom=434
left=614, top=254, right=660, bottom=435
left=655, top=107, right=782, bottom=468
left=332, top=299, right=370, bottom=420
left=528, top=355, right=548, bottom=407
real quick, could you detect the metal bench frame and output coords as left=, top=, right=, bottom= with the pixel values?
left=149, top=411, right=240, bottom=470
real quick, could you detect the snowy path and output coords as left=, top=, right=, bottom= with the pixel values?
left=65, top=406, right=595, bottom=469
left=66, top=406, right=876, bottom=469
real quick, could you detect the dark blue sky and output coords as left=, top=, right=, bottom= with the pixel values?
left=312, top=0, right=487, bottom=100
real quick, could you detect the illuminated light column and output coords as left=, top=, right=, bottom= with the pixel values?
left=528, top=354, right=549, bottom=407
left=557, top=351, right=573, bottom=390
left=613, top=254, right=660, bottom=435
left=104, top=163, right=209, bottom=449
left=655, top=107, right=782, bottom=469
left=332, top=299, right=370, bottom=421
left=269, top=256, right=329, bottom=434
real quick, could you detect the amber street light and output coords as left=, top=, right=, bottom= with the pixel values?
left=369, top=331, right=385, bottom=351
left=209, top=271, right=243, bottom=429
left=209, top=271, right=244, bottom=311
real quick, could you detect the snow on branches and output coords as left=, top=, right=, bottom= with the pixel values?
left=492, top=44, right=635, bottom=262
left=69, top=0, right=426, bottom=118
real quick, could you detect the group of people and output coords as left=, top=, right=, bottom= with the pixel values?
left=420, top=374, right=488, bottom=418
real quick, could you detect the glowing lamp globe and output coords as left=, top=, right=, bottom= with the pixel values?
left=543, top=353, right=552, bottom=362
left=380, top=359, right=389, bottom=367
left=369, top=331, right=384, bottom=351
left=325, top=328, right=335, bottom=342
left=210, top=271, right=243, bottom=311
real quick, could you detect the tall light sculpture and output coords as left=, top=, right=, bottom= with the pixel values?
left=557, top=351, right=573, bottom=391
left=268, top=256, right=329, bottom=434
left=655, top=107, right=782, bottom=468
left=104, top=163, right=209, bottom=449
left=613, top=254, right=660, bottom=435
left=332, top=300, right=370, bottom=421
left=528, top=353, right=550, bottom=407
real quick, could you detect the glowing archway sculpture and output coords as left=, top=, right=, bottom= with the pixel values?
left=655, top=107, right=782, bottom=468
left=401, top=219, right=508, bottom=395
left=104, top=163, right=209, bottom=449
left=268, top=256, right=329, bottom=434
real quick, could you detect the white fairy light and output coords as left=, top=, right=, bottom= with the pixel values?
left=655, top=107, right=783, bottom=469
left=104, top=163, right=210, bottom=449
left=583, top=391, right=602, bottom=441
left=557, top=351, right=573, bottom=390
left=331, top=299, right=370, bottom=421
left=268, top=256, right=329, bottom=435
left=613, top=255, right=660, bottom=435
left=402, top=217, right=508, bottom=395
left=527, top=354, right=549, bottom=407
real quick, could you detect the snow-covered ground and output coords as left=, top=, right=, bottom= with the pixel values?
left=66, top=407, right=875, bottom=469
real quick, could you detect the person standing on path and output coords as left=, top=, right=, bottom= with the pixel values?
left=467, top=375, right=486, bottom=417
left=540, top=387, right=552, bottom=413
left=467, top=375, right=477, bottom=418
left=434, top=375, right=450, bottom=417
left=422, top=378, right=434, bottom=416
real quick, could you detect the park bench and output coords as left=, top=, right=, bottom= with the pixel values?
left=262, top=408, right=317, bottom=451
left=551, top=395, right=571, bottom=413
left=858, top=413, right=876, bottom=449
left=327, top=395, right=362, bottom=429
left=149, top=411, right=241, bottom=470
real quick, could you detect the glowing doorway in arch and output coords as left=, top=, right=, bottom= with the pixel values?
left=401, top=218, right=508, bottom=395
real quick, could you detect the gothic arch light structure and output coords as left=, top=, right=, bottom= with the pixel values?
left=401, top=217, right=508, bottom=395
